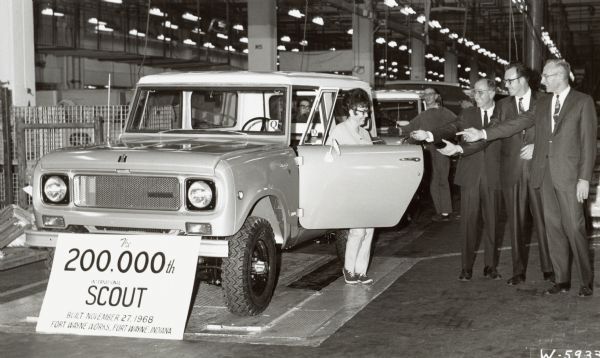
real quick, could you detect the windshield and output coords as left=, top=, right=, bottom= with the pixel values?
left=373, top=98, right=420, bottom=129
left=127, top=87, right=287, bottom=134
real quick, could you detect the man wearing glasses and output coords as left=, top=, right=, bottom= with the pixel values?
left=423, top=79, right=503, bottom=282
left=459, top=59, right=597, bottom=297
left=397, top=87, right=456, bottom=222
left=296, top=99, right=312, bottom=123
left=496, top=63, right=554, bottom=286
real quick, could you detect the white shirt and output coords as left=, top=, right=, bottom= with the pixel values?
left=515, top=88, right=532, bottom=113
left=550, top=86, right=570, bottom=132
left=327, top=119, right=372, bottom=146
left=480, top=104, right=495, bottom=127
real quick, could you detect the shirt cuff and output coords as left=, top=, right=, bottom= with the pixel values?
left=482, top=130, right=488, bottom=140
left=425, top=131, right=434, bottom=142
left=457, top=146, right=464, bottom=154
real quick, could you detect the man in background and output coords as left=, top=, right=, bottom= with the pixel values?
left=397, top=87, right=456, bottom=222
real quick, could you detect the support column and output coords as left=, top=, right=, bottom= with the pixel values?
left=469, top=57, right=479, bottom=86
left=352, top=4, right=374, bottom=85
left=410, top=38, right=425, bottom=81
left=444, top=49, right=458, bottom=83
left=247, top=0, right=276, bottom=72
left=0, top=0, right=36, bottom=106
left=526, top=0, right=544, bottom=72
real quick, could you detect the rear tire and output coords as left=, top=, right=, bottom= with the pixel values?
left=222, top=216, right=278, bottom=316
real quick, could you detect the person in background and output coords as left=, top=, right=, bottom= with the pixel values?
left=296, top=99, right=311, bottom=123
left=497, top=63, right=554, bottom=286
left=327, top=88, right=375, bottom=285
left=397, top=87, right=456, bottom=222
left=460, top=59, right=597, bottom=297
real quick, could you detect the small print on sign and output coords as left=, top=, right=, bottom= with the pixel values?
left=36, top=234, right=200, bottom=340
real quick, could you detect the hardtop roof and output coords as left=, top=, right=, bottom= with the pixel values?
left=138, top=71, right=371, bottom=90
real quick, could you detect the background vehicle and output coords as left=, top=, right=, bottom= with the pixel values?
left=383, top=80, right=470, bottom=115
left=373, top=90, right=423, bottom=136
left=25, top=72, right=423, bottom=316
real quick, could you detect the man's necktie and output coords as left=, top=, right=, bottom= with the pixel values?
left=518, top=97, right=525, bottom=113
left=483, top=110, right=489, bottom=127
left=553, top=94, right=561, bottom=130
left=518, top=97, right=526, bottom=138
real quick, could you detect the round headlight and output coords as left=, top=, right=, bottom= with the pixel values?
left=187, top=181, right=213, bottom=208
left=44, top=176, right=68, bottom=202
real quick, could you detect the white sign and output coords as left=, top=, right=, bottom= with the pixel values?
left=37, top=234, right=200, bottom=340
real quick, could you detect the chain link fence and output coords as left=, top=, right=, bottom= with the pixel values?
left=1, top=104, right=129, bottom=209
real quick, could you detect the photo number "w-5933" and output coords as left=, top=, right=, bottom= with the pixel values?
left=63, top=249, right=174, bottom=274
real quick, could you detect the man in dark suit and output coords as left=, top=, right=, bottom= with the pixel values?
left=433, top=78, right=503, bottom=281
left=497, top=63, right=554, bottom=285
left=460, top=59, right=597, bottom=297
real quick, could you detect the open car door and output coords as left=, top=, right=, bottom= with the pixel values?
left=296, top=89, right=423, bottom=229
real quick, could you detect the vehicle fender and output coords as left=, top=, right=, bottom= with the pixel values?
left=246, top=195, right=287, bottom=245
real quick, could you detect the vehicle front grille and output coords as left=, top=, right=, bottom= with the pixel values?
left=93, top=226, right=174, bottom=234
left=73, top=175, right=180, bottom=210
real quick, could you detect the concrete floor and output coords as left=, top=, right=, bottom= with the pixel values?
left=1, top=200, right=599, bottom=358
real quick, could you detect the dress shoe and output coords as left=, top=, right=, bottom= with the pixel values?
left=543, top=272, right=556, bottom=283
left=431, top=213, right=451, bottom=222
left=458, top=269, right=472, bottom=281
left=506, top=274, right=526, bottom=286
left=544, top=282, right=571, bottom=295
left=483, top=266, right=502, bottom=280
left=578, top=286, right=593, bottom=297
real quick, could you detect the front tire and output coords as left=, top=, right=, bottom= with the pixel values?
left=222, top=216, right=278, bottom=316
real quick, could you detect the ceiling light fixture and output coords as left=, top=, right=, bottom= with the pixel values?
left=383, top=0, right=398, bottom=8
left=233, top=24, right=244, bottom=31
left=182, top=12, right=200, bottom=22
left=239, top=37, right=248, bottom=43
left=149, top=7, right=165, bottom=17
left=400, top=5, right=416, bottom=15
left=102, top=0, right=122, bottom=4
left=288, top=9, right=304, bottom=18
left=312, top=16, right=324, bottom=26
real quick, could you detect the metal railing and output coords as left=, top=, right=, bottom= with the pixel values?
left=1, top=105, right=130, bottom=209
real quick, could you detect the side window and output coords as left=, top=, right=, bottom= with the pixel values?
left=329, top=88, right=373, bottom=135
left=300, top=88, right=338, bottom=145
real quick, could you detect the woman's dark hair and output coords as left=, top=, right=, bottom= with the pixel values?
left=343, top=88, right=370, bottom=113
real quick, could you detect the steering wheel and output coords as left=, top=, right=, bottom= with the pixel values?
left=241, top=117, right=270, bottom=131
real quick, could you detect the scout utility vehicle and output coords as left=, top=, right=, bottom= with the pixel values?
left=26, top=72, right=423, bottom=316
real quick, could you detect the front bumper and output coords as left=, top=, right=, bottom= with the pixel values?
left=25, top=229, right=229, bottom=258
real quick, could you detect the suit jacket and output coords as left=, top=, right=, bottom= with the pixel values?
left=495, top=92, right=539, bottom=188
left=487, top=89, right=597, bottom=190
left=453, top=106, right=502, bottom=188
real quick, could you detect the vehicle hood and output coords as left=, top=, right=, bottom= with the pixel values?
left=38, top=138, right=274, bottom=174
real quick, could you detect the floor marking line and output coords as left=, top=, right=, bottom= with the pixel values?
left=0, top=279, right=48, bottom=298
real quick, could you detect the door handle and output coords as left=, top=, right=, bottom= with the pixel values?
left=399, top=157, right=421, bottom=162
